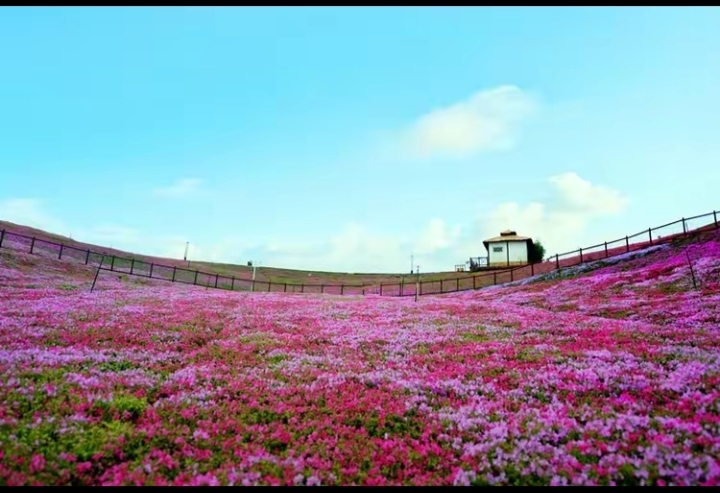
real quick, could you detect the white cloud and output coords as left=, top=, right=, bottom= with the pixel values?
left=81, top=225, right=142, bottom=247
left=472, top=172, right=629, bottom=258
left=0, top=199, right=253, bottom=266
left=399, top=85, right=538, bottom=160
left=413, top=218, right=462, bottom=255
left=152, top=178, right=201, bottom=198
left=548, top=172, right=628, bottom=216
left=249, top=219, right=463, bottom=273
left=0, top=198, right=68, bottom=235
left=255, top=224, right=407, bottom=273
left=326, top=223, right=406, bottom=272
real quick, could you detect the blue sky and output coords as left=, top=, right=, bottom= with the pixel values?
left=1, top=7, right=719, bottom=272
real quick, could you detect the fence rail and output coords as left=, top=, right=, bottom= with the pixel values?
left=0, top=209, right=718, bottom=297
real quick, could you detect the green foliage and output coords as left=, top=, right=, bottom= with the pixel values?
left=241, top=408, right=293, bottom=426
left=92, top=394, right=147, bottom=422
left=529, top=240, right=546, bottom=264
left=343, top=410, right=424, bottom=440
left=0, top=417, right=134, bottom=466
left=267, top=354, right=287, bottom=365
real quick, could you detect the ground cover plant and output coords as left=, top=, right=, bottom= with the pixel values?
left=1, top=231, right=719, bottom=485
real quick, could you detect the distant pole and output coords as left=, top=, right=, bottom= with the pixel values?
left=250, top=260, right=261, bottom=292
left=414, top=265, right=420, bottom=302
left=410, top=254, right=414, bottom=274
left=184, top=242, right=189, bottom=262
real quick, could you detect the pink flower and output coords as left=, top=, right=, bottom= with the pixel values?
left=30, top=454, right=45, bottom=473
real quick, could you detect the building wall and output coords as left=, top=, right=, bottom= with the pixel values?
left=508, top=241, right=529, bottom=264
left=488, top=241, right=507, bottom=266
left=487, top=240, right=529, bottom=266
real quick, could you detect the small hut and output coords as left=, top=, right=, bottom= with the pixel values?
left=483, top=230, right=534, bottom=267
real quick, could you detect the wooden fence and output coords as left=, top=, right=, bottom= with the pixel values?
left=0, top=210, right=717, bottom=297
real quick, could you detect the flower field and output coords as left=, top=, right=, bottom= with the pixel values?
left=1, top=232, right=720, bottom=486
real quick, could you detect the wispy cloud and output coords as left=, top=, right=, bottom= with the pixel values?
left=152, top=178, right=202, bottom=198
left=397, top=85, right=539, bottom=161
left=0, top=198, right=67, bottom=235
left=81, top=224, right=142, bottom=247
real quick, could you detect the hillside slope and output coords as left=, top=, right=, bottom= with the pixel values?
left=1, top=227, right=719, bottom=485
left=0, top=220, right=485, bottom=286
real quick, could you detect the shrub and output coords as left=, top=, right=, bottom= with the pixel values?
left=529, top=240, right=546, bottom=264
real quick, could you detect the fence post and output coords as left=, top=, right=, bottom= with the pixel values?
left=193, top=271, right=199, bottom=285
left=648, top=228, right=653, bottom=246
left=267, top=282, right=271, bottom=292
left=58, top=244, right=64, bottom=260
left=400, top=279, right=404, bottom=296
left=90, top=255, right=105, bottom=293
left=682, top=218, right=687, bottom=234
left=456, top=278, right=460, bottom=291
left=579, top=248, right=583, bottom=263
left=531, top=262, right=534, bottom=276
left=301, top=284, right=304, bottom=293
left=440, top=280, right=443, bottom=293
left=214, top=274, right=219, bottom=288
left=604, top=242, right=608, bottom=258
left=555, top=254, right=559, bottom=269
left=85, top=249, right=90, bottom=264
left=149, top=263, right=154, bottom=278
left=493, top=272, right=497, bottom=285
left=111, top=255, right=116, bottom=270
left=686, top=250, right=698, bottom=290
left=625, top=236, right=629, bottom=253
left=0, top=229, right=4, bottom=248
left=172, top=267, right=177, bottom=282
left=30, top=237, right=36, bottom=254
left=510, top=269, right=514, bottom=282
left=284, top=282, right=287, bottom=293
left=321, top=284, right=324, bottom=294
left=473, top=276, right=477, bottom=290
left=714, top=211, right=718, bottom=229
left=231, top=277, right=235, bottom=290
left=379, top=283, right=383, bottom=296
left=130, top=259, right=135, bottom=275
